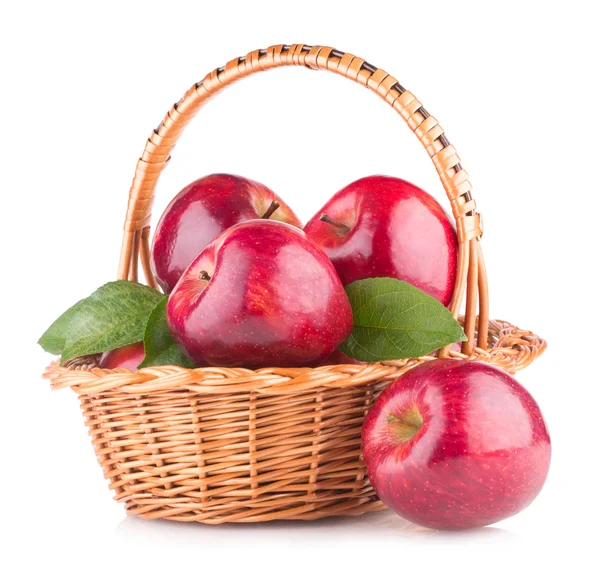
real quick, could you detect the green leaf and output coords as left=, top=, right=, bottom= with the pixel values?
left=60, top=280, right=164, bottom=363
left=38, top=298, right=86, bottom=355
left=340, top=278, right=467, bottom=362
left=140, top=297, right=196, bottom=368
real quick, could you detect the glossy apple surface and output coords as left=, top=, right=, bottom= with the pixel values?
left=304, top=175, right=458, bottom=306
left=166, top=220, right=353, bottom=368
left=362, top=360, right=551, bottom=530
left=151, top=174, right=302, bottom=292
left=99, top=342, right=145, bottom=371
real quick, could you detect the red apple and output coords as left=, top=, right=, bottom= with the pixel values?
left=362, top=360, right=551, bottom=530
left=99, top=342, right=145, bottom=371
left=304, top=175, right=458, bottom=306
left=166, top=220, right=353, bottom=368
left=321, top=349, right=365, bottom=365
left=151, top=174, right=302, bottom=292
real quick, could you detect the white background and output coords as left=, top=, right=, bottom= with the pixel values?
left=2, top=1, right=598, bottom=581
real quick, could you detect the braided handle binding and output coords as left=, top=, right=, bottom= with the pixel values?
left=118, top=44, right=488, bottom=355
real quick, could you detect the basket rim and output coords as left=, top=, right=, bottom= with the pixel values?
left=44, top=318, right=546, bottom=396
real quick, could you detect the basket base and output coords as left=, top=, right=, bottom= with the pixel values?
left=123, top=495, right=387, bottom=524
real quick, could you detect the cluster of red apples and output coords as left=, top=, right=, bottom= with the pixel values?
left=104, top=173, right=458, bottom=369
left=100, top=173, right=550, bottom=531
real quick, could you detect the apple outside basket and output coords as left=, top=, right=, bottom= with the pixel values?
left=45, top=45, right=546, bottom=524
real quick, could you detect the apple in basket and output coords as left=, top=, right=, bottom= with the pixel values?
left=362, top=359, right=551, bottom=530
left=166, top=220, right=353, bottom=368
left=99, top=342, right=145, bottom=371
left=321, top=349, right=364, bottom=365
left=151, top=173, right=302, bottom=292
left=304, top=175, right=458, bottom=306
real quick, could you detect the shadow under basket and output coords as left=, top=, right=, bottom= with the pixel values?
left=45, top=44, right=546, bottom=524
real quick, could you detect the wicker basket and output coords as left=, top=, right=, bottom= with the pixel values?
left=45, top=44, right=546, bottom=524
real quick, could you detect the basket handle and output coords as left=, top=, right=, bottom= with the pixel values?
left=118, top=44, right=488, bottom=355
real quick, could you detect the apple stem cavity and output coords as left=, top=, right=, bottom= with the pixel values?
left=198, top=270, right=212, bottom=282
left=261, top=200, right=280, bottom=220
left=320, top=213, right=350, bottom=234
left=386, top=411, right=423, bottom=443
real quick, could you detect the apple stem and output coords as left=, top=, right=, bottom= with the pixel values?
left=198, top=270, right=212, bottom=282
left=320, top=213, right=350, bottom=234
left=261, top=200, right=280, bottom=220
left=386, top=412, right=423, bottom=442
left=387, top=413, right=420, bottom=430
